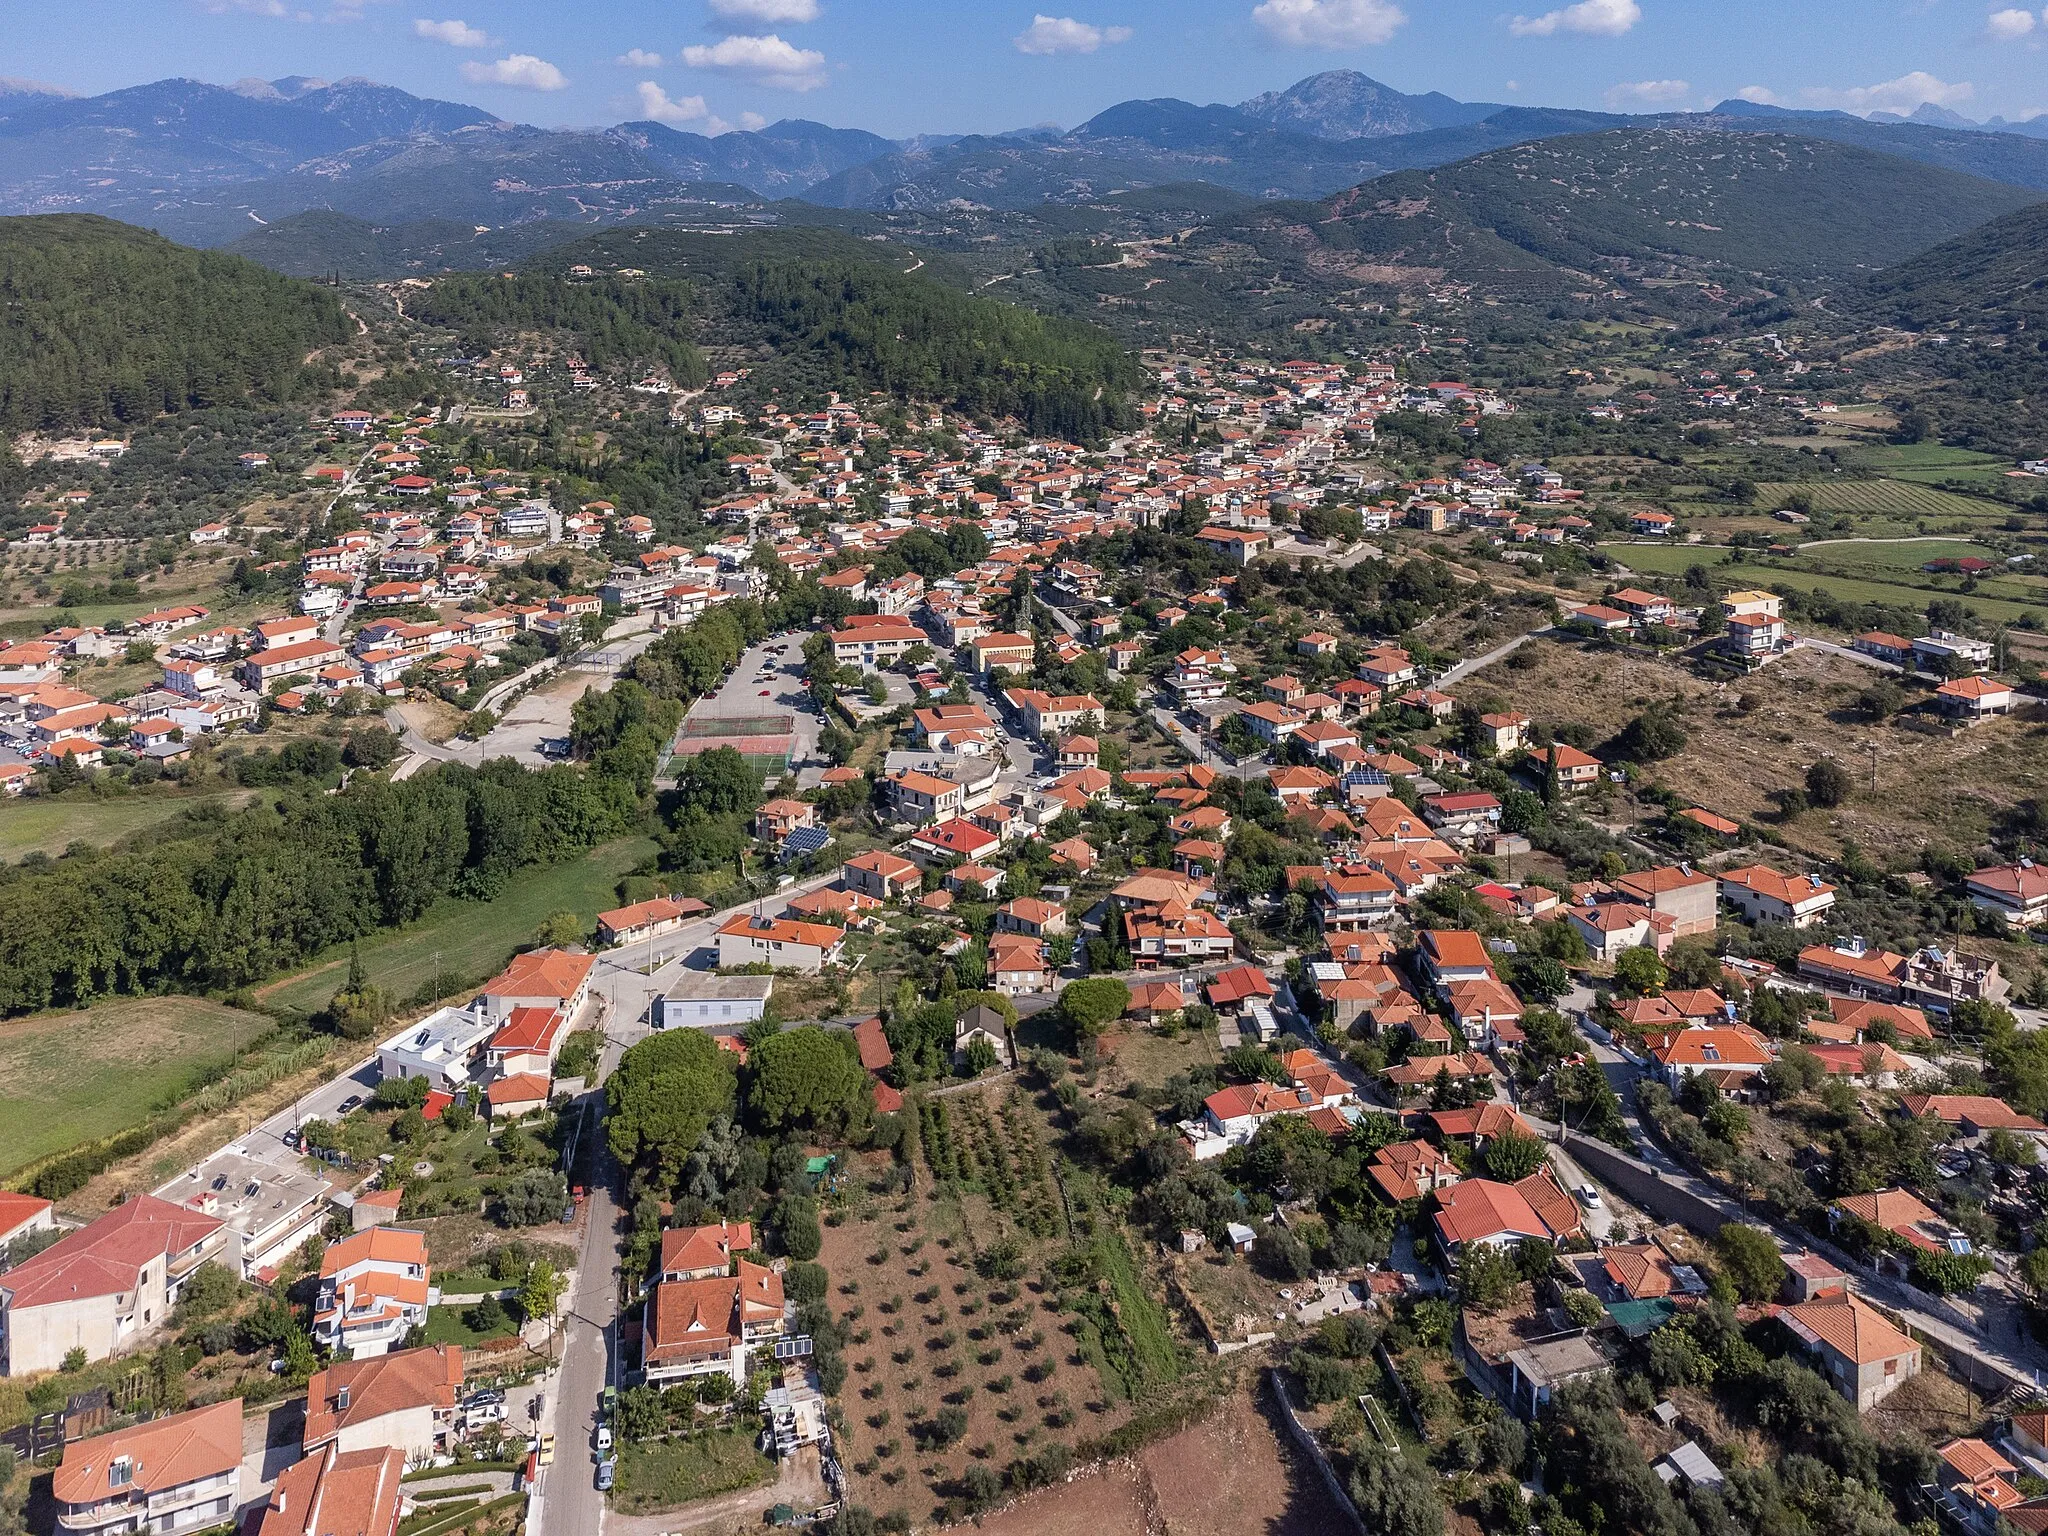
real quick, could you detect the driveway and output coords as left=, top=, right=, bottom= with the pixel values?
left=241, top=1400, right=304, bottom=1501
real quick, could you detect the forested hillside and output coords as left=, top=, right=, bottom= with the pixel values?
left=726, top=256, right=1139, bottom=441
left=1201, top=128, right=2042, bottom=305
left=1855, top=201, right=2048, bottom=454
left=519, top=228, right=1142, bottom=442
left=404, top=271, right=706, bottom=384
left=0, top=214, right=350, bottom=433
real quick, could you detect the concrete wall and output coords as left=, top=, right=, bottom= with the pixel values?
left=1266, top=1369, right=1368, bottom=1536
left=1558, top=1134, right=1735, bottom=1238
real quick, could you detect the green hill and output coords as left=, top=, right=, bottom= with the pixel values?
left=452, top=228, right=1145, bottom=443
left=1202, top=127, right=2042, bottom=303
left=0, top=214, right=349, bottom=433
left=225, top=210, right=598, bottom=281
left=403, top=270, right=706, bottom=386
left=1853, top=201, right=2048, bottom=455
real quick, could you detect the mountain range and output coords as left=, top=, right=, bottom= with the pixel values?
left=1192, top=128, right=2042, bottom=303
left=13, top=69, right=2048, bottom=250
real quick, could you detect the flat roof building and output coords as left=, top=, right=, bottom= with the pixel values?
left=652, top=973, right=777, bottom=1030
left=376, top=1005, right=496, bottom=1092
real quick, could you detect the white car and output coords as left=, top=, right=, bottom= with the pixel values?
left=1577, top=1184, right=1602, bottom=1209
left=596, top=1424, right=613, bottom=1454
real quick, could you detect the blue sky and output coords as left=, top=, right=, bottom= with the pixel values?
left=8, top=0, right=2048, bottom=138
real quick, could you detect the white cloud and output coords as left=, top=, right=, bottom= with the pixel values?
left=1251, top=0, right=1406, bottom=47
left=1606, top=78, right=1689, bottom=107
left=1802, top=71, right=1974, bottom=114
left=413, top=17, right=487, bottom=46
left=202, top=0, right=291, bottom=15
left=616, top=47, right=665, bottom=67
left=739, top=110, right=768, bottom=129
left=459, top=53, right=568, bottom=90
left=1509, top=0, right=1641, bottom=38
left=1985, top=7, right=2037, bottom=38
left=680, top=33, right=827, bottom=89
left=1013, top=15, right=1134, bottom=54
left=635, top=80, right=731, bottom=131
left=706, top=0, right=820, bottom=21
left=1735, top=84, right=1784, bottom=104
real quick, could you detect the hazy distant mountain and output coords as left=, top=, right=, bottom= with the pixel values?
left=0, top=77, right=497, bottom=219
left=1696, top=101, right=2048, bottom=189
left=802, top=100, right=1628, bottom=211
left=0, top=79, right=71, bottom=110
left=610, top=118, right=897, bottom=196
left=1237, top=71, right=1502, bottom=140
left=13, top=70, right=2048, bottom=252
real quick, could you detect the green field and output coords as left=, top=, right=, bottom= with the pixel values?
left=261, top=835, right=658, bottom=1015
left=1783, top=538, right=2005, bottom=571
left=0, top=790, right=263, bottom=861
left=611, top=1429, right=774, bottom=1516
left=1846, top=444, right=2018, bottom=489
left=1754, top=478, right=2010, bottom=522
left=1603, top=542, right=2048, bottom=624
left=0, top=996, right=273, bottom=1177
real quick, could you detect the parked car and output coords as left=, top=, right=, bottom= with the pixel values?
left=1577, top=1184, right=1602, bottom=1209
left=596, top=1424, right=613, bottom=1454
left=280, top=1128, right=302, bottom=1150
left=336, top=1095, right=363, bottom=1115
left=595, top=1460, right=614, bottom=1492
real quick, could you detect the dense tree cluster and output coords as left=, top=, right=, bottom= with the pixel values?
left=406, top=272, right=705, bottom=383
left=727, top=257, right=1141, bottom=443
left=0, top=755, right=644, bottom=1017
left=0, top=216, right=348, bottom=432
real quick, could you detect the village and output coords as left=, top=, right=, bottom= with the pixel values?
left=6, top=268, right=2048, bottom=1536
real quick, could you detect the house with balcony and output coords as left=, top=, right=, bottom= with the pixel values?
left=642, top=1249, right=786, bottom=1389
left=1966, top=860, right=2048, bottom=927
left=52, top=1399, right=242, bottom=1536
left=1719, top=865, right=1836, bottom=927
left=0, top=1196, right=225, bottom=1376
left=313, top=1228, right=432, bottom=1359
left=302, top=1344, right=464, bottom=1462
left=714, top=914, right=847, bottom=973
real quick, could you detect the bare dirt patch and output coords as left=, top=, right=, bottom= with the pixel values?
left=1484, top=636, right=2048, bottom=863
left=972, top=1383, right=1350, bottom=1536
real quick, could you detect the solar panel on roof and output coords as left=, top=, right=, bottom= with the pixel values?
left=780, top=827, right=832, bottom=860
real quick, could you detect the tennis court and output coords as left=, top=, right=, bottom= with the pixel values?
left=672, top=709, right=796, bottom=779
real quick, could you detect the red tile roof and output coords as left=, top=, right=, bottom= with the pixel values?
left=53, top=1400, right=241, bottom=1507
left=251, top=1443, right=406, bottom=1536
left=0, top=1194, right=221, bottom=1309
left=303, top=1346, right=462, bottom=1451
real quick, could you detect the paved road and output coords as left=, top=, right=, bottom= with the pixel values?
left=1554, top=1002, right=2048, bottom=1388
left=387, top=617, right=664, bottom=779
left=1147, top=705, right=1263, bottom=781
left=1793, top=634, right=1905, bottom=674
left=1436, top=627, right=1552, bottom=688
left=534, top=1056, right=626, bottom=1536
